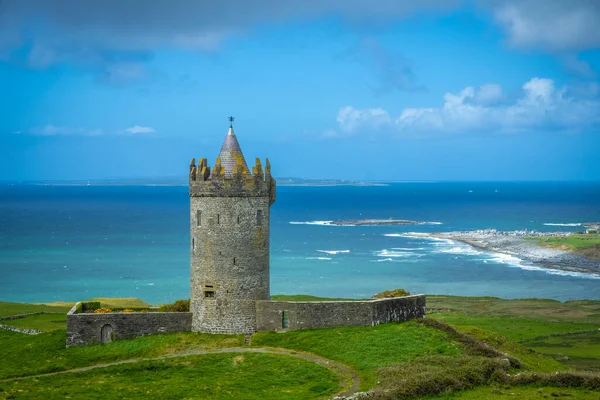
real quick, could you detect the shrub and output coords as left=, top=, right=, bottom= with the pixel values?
left=121, top=309, right=135, bottom=313
left=81, top=302, right=101, bottom=313
left=93, top=308, right=112, bottom=314
left=157, top=299, right=190, bottom=312
left=373, top=289, right=411, bottom=299
left=371, top=355, right=509, bottom=399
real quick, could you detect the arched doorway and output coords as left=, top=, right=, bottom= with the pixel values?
left=100, top=324, right=114, bottom=344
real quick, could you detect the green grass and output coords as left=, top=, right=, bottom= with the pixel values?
left=530, top=234, right=600, bottom=259
left=252, top=320, right=462, bottom=388
left=0, top=353, right=339, bottom=400
left=526, top=331, right=600, bottom=371
left=1, top=313, right=67, bottom=331
left=0, top=329, right=243, bottom=380
left=430, top=313, right=592, bottom=342
left=0, top=302, right=71, bottom=318
left=424, top=384, right=600, bottom=399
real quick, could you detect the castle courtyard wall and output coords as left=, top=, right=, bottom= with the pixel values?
left=255, top=294, right=426, bottom=331
left=66, top=303, right=192, bottom=347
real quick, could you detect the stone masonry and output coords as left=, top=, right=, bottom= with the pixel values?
left=189, top=125, right=276, bottom=334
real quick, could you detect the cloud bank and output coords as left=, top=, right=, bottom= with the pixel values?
left=26, top=125, right=156, bottom=136
left=1, top=0, right=598, bottom=82
left=335, top=78, right=600, bottom=135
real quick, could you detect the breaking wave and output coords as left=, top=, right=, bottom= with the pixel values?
left=317, top=250, right=350, bottom=255
left=543, top=223, right=582, bottom=227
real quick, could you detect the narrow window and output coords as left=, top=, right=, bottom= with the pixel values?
left=192, top=237, right=195, bottom=251
left=282, top=311, right=289, bottom=329
left=237, top=215, right=240, bottom=224
left=196, top=210, right=201, bottom=227
left=217, top=213, right=220, bottom=225
left=256, top=209, right=263, bottom=226
left=233, top=257, right=236, bottom=265
left=204, top=284, right=215, bottom=298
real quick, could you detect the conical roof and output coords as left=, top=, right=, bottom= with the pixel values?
left=215, top=126, right=249, bottom=178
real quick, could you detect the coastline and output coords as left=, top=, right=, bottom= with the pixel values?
left=411, top=230, right=600, bottom=277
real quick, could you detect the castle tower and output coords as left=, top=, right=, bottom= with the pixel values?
left=189, top=119, right=276, bottom=334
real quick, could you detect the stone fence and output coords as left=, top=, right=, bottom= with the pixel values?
left=66, top=302, right=192, bottom=347
left=255, top=294, right=426, bottom=331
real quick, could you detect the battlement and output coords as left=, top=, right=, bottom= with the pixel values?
left=189, top=156, right=276, bottom=203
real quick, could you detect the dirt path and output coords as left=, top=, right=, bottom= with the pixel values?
left=0, top=346, right=361, bottom=398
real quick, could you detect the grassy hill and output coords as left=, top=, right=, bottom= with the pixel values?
left=0, top=296, right=598, bottom=399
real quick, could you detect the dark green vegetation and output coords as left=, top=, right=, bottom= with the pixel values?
left=0, top=353, right=338, bottom=400
left=157, top=299, right=190, bottom=312
left=531, top=233, right=600, bottom=259
left=1, top=295, right=599, bottom=399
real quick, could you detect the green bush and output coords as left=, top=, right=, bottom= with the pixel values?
left=157, top=299, right=190, bottom=312
left=81, top=302, right=101, bottom=313
left=372, top=355, right=509, bottom=399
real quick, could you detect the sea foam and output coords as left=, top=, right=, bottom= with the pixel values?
left=317, top=250, right=350, bottom=255
left=543, top=223, right=582, bottom=227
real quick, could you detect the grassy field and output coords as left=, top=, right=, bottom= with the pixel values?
left=0, top=353, right=338, bottom=400
left=1, top=296, right=599, bottom=399
left=425, top=385, right=600, bottom=399
left=531, top=233, right=600, bottom=259
left=1, top=313, right=67, bottom=331
left=0, top=302, right=72, bottom=318
left=253, top=320, right=462, bottom=388
left=0, top=329, right=243, bottom=380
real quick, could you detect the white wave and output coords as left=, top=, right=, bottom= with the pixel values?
left=290, top=221, right=333, bottom=226
left=439, top=246, right=481, bottom=255
left=543, top=223, right=581, bottom=227
left=392, top=247, right=425, bottom=251
left=375, top=249, right=417, bottom=258
left=376, top=258, right=394, bottom=262
left=148, top=283, right=155, bottom=286
left=317, top=250, right=350, bottom=255
left=306, top=257, right=332, bottom=260
left=383, top=233, right=403, bottom=237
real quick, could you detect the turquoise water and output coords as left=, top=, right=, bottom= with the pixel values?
left=1, top=182, right=599, bottom=304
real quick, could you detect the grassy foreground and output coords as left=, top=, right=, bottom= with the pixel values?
left=0, top=353, right=338, bottom=400
left=1, top=295, right=599, bottom=399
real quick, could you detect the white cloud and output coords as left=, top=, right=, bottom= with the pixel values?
left=334, top=78, right=600, bottom=135
left=122, top=125, right=156, bottom=134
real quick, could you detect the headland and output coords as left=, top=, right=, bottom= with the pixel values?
left=410, top=230, right=600, bottom=276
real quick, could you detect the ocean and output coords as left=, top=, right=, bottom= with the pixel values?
left=1, top=182, right=599, bottom=304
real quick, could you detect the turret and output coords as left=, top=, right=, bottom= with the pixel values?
left=189, top=119, right=276, bottom=334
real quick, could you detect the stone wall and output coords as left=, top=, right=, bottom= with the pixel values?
left=66, top=303, right=192, bottom=347
left=255, top=295, right=426, bottom=331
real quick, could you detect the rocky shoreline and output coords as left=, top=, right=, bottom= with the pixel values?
left=418, top=229, right=599, bottom=276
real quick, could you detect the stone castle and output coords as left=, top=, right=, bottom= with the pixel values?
left=66, top=121, right=425, bottom=346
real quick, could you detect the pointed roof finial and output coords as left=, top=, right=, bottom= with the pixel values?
left=228, top=116, right=235, bottom=128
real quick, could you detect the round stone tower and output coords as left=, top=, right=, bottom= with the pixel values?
left=188, top=120, right=276, bottom=334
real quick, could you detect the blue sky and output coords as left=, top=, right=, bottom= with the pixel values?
left=1, top=0, right=599, bottom=181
